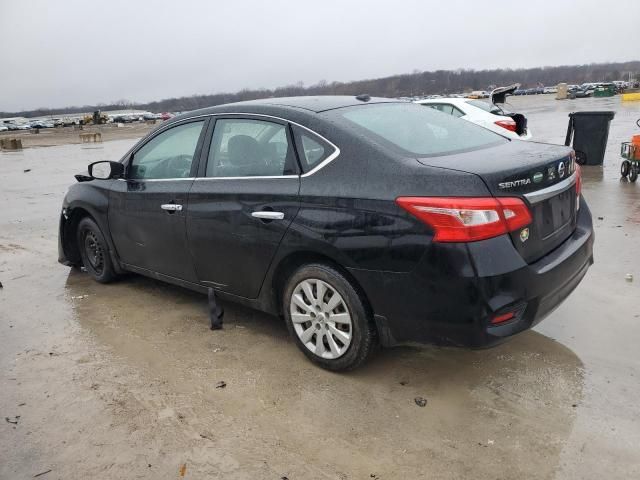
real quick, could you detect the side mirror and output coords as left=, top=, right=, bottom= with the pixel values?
left=88, top=161, right=124, bottom=180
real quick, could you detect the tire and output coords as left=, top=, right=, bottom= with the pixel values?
left=76, top=217, right=116, bottom=283
left=621, top=160, right=631, bottom=178
left=283, top=264, right=376, bottom=371
left=630, top=165, right=638, bottom=183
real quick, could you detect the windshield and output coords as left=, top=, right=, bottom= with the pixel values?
left=339, top=103, right=506, bottom=156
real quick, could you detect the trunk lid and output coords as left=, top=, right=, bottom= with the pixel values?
left=417, top=141, right=578, bottom=262
left=490, top=84, right=519, bottom=105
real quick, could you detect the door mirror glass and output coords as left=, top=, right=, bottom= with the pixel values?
left=88, top=160, right=124, bottom=180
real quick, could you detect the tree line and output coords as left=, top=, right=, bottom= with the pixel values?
left=4, top=60, right=639, bottom=118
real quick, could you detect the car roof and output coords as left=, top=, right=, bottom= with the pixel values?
left=178, top=95, right=402, bottom=117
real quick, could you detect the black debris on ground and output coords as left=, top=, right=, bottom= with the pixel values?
left=215, top=381, right=226, bottom=389
left=414, top=397, right=427, bottom=407
left=5, top=416, right=20, bottom=424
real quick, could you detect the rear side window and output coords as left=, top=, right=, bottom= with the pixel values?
left=340, top=103, right=505, bottom=156
left=206, top=118, right=297, bottom=177
left=291, top=125, right=336, bottom=173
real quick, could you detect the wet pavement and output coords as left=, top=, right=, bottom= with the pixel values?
left=1, top=96, right=639, bottom=479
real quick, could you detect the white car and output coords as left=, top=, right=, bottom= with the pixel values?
left=415, top=85, right=532, bottom=140
left=0, top=124, right=8, bottom=132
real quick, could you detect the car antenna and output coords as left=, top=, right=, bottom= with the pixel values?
left=355, top=94, right=371, bottom=102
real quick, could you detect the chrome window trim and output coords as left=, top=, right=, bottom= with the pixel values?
left=524, top=172, right=576, bottom=203
left=123, top=112, right=341, bottom=181
left=117, top=177, right=196, bottom=182
left=194, top=175, right=298, bottom=181
left=203, top=113, right=340, bottom=179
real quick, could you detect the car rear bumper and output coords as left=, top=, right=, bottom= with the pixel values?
left=349, top=198, right=594, bottom=348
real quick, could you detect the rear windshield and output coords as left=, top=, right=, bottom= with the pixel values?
left=339, top=103, right=506, bottom=156
left=466, top=99, right=505, bottom=115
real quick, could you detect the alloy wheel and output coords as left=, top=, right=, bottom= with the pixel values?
left=289, top=278, right=352, bottom=359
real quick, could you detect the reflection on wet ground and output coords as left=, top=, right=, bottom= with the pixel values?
left=1, top=96, right=639, bottom=479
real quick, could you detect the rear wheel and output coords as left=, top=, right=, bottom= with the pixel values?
left=630, top=165, right=638, bottom=183
left=621, top=160, right=631, bottom=178
left=76, top=217, right=116, bottom=283
left=283, top=264, right=376, bottom=371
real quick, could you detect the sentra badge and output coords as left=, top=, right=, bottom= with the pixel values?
left=499, top=178, right=531, bottom=189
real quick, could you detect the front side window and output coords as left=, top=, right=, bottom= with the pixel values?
left=339, top=103, right=505, bottom=157
left=206, top=119, right=296, bottom=177
left=291, top=125, right=335, bottom=173
left=129, top=121, right=205, bottom=179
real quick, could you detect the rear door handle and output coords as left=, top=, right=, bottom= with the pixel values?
left=161, top=203, right=183, bottom=211
left=251, top=211, right=284, bottom=220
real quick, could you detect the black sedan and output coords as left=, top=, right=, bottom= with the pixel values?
left=58, top=96, right=594, bottom=370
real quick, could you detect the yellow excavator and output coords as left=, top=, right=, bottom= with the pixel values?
left=82, top=110, right=109, bottom=125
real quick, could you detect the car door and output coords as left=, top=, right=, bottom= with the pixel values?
left=109, top=118, right=209, bottom=282
left=187, top=115, right=300, bottom=298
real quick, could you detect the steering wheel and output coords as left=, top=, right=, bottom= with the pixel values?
left=166, top=154, right=192, bottom=178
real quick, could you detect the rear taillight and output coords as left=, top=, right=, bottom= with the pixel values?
left=396, top=197, right=532, bottom=243
left=494, top=119, right=517, bottom=132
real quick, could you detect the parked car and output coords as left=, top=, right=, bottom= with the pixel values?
left=543, top=86, right=558, bottom=94
left=467, top=90, right=490, bottom=99
left=568, top=86, right=592, bottom=98
left=112, top=115, right=136, bottom=123
left=0, top=124, right=8, bottom=132
left=58, top=96, right=593, bottom=370
left=415, top=85, right=532, bottom=140
left=160, top=112, right=174, bottom=121
left=29, top=120, right=53, bottom=129
left=9, top=123, right=32, bottom=130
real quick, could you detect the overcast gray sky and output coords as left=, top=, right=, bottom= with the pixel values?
left=1, top=0, right=639, bottom=111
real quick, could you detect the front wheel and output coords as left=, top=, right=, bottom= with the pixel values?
left=76, top=217, right=116, bottom=283
left=621, top=160, right=631, bottom=178
left=283, top=264, right=376, bottom=371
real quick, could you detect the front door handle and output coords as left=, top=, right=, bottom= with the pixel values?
left=251, top=211, right=284, bottom=220
left=161, top=203, right=183, bottom=212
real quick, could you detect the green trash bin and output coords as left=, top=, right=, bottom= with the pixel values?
left=565, top=111, right=615, bottom=165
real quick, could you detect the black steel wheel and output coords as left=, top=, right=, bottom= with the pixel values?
left=76, top=217, right=116, bottom=283
left=621, top=160, right=631, bottom=178
left=630, top=165, right=638, bottom=183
